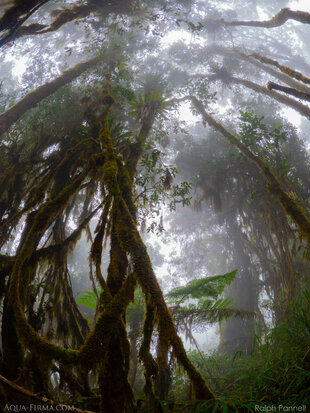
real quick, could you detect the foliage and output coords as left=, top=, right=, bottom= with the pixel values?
left=183, top=286, right=310, bottom=410
left=167, top=270, right=238, bottom=301
left=77, top=288, right=102, bottom=311
left=1, top=0, right=310, bottom=411
left=238, top=110, right=287, bottom=160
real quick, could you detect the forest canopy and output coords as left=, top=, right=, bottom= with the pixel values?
left=0, top=1, right=310, bottom=412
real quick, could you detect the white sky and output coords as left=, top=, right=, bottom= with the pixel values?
left=290, top=0, right=310, bottom=12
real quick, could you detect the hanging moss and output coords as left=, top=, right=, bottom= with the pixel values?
left=7, top=162, right=95, bottom=365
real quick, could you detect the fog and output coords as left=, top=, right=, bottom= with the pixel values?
left=0, top=0, right=310, bottom=411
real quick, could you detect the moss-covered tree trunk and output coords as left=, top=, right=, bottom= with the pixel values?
left=98, top=222, right=136, bottom=413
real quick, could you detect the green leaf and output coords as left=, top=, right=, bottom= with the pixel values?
left=166, top=269, right=238, bottom=301
left=77, top=290, right=100, bottom=310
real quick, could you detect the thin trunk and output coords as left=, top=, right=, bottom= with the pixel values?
left=128, top=324, right=140, bottom=389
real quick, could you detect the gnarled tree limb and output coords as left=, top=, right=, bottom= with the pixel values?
left=210, top=8, right=310, bottom=29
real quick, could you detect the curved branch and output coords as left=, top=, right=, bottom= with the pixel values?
left=213, top=8, right=310, bottom=28
left=0, top=55, right=100, bottom=136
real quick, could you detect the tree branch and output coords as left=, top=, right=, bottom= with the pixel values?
left=267, top=81, right=310, bottom=102
left=251, top=52, right=310, bottom=85
left=211, top=8, right=310, bottom=29
left=0, top=0, right=50, bottom=48
left=191, top=72, right=310, bottom=119
left=0, top=55, right=100, bottom=136
left=202, top=45, right=310, bottom=93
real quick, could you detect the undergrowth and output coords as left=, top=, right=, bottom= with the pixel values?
left=164, top=286, right=310, bottom=412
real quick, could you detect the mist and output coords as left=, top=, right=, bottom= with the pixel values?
left=0, top=1, right=310, bottom=412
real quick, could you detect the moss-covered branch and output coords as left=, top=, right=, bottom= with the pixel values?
left=77, top=272, right=136, bottom=367
left=191, top=73, right=310, bottom=119
left=267, top=81, right=310, bottom=101
left=0, top=56, right=100, bottom=136
left=0, top=0, right=49, bottom=48
left=230, top=75, right=310, bottom=119
left=114, top=195, right=215, bottom=400
left=202, top=45, right=310, bottom=94
left=182, top=95, right=310, bottom=245
left=94, top=119, right=216, bottom=400
left=0, top=0, right=138, bottom=48
left=139, top=298, right=159, bottom=403
left=251, top=53, right=310, bottom=85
